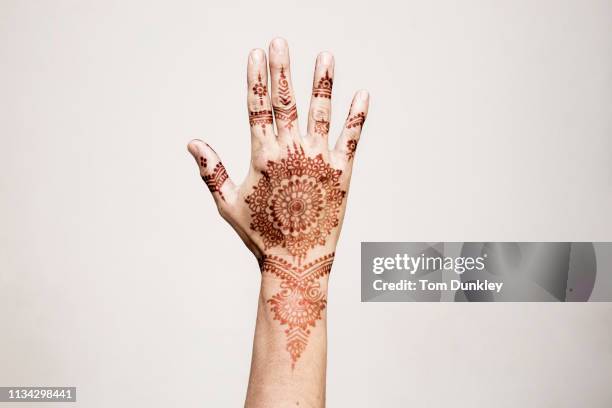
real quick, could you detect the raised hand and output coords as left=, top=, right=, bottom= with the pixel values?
left=188, top=38, right=368, bottom=377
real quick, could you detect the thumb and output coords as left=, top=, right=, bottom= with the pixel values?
left=187, top=139, right=237, bottom=207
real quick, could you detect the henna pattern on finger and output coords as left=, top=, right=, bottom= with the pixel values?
left=252, top=73, right=267, bottom=106
left=312, top=70, right=333, bottom=99
left=249, top=72, right=272, bottom=133
left=346, top=139, right=358, bottom=160
left=278, top=66, right=291, bottom=105
left=273, top=105, right=298, bottom=130
left=346, top=112, right=366, bottom=129
left=314, top=119, right=330, bottom=136
left=245, top=145, right=346, bottom=264
left=313, top=109, right=329, bottom=136
left=249, top=109, right=273, bottom=134
left=261, top=253, right=334, bottom=368
left=202, top=162, right=228, bottom=201
left=199, top=156, right=207, bottom=168
left=273, top=66, right=297, bottom=130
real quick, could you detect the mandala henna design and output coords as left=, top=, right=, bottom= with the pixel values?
left=312, top=70, right=333, bottom=98
left=273, top=104, right=298, bottom=130
left=249, top=109, right=273, bottom=134
left=252, top=73, right=267, bottom=106
left=346, top=112, right=366, bottom=129
left=245, top=145, right=346, bottom=264
left=202, top=162, right=228, bottom=201
left=261, top=253, right=334, bottom=368
left=346, top=139, right=358, bottom=160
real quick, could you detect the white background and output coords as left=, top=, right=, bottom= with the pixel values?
left=1, top=0, right=611, bottom=406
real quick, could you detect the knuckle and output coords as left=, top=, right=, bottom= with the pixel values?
left=312, top=107, right=330, bottom=122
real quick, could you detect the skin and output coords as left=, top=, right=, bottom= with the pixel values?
left=188, top=38, right=369, bottom=408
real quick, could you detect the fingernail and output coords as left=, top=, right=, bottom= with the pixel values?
left=358, top=90, right=369, bottom=100
left=249, top=49, right=264, bottom=64
left=187, top=141, right=200, bottom=156
left=271, top=38, right=287, bottom=54
left=318, top=52, right=333, bottom=65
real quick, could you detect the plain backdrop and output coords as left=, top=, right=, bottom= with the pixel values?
left=1, top=1, right=612, bottom=407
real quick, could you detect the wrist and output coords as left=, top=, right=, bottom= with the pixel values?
left=255, top=251, right=333, bottom=369
left=259, top=274, right=330, bottom=302
left=259, top=252, right=334, bottom=292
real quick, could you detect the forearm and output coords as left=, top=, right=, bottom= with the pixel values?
left=245, top=257, right=332, bottom=408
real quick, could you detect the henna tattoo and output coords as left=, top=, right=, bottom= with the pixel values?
left=273, top=66, right=297, bottom=129
left=312, top=70, right=332, bottom=99
left=346, top=112, right=366, bottom=129
left=313, top=109, right=329, bottom=136
left=278, top=66, right=291, bottom=105
left=202, top=162, right=228, bottom=201
left=314, top=119, right=330, bottom=136
left=346, top=139, right=358, bottom=160
left=252, top=73, right=267, bottom=106
left=245, top=145, right=345, bottom=264
left=249, top=109, right=273, bottom=134
left=261, top=253, right=334, bottom=368
left=273, top=104, right=298, bottom=130
left=199, top=156, right=207, bottom=168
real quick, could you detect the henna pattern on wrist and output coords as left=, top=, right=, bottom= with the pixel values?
left=252, top=73, right=267, bottom=106
left=312, top=70, right=333, bottom=99
left=245, top=144, right=345, bottom=264
left=261, top=253, right=334, bottom=368
left=273, top=66, right=297, bottom=129
left=202, top=162, right=228, bottom=201
left=346, top=112, right=366, bottom=129
left=249, top=109, right=274, bottom=134
left=346, top=139, right=358, bottom=160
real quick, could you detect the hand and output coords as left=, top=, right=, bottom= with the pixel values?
left=188, top=38, right=368, bottom=372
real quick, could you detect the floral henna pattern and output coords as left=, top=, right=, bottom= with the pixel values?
left=346, top=112, right=366, bottom=129
left=273, top=66, right=297, bottom=129
left=252, top=73, right=267, bottom=106
left=346, top=139, right=358, bottom=160
left=249, top=109, right=273, bottom=134
left=261, top=253, right=334, bottom=368
left=245, top=145, right=346, bottom=264
left=312, top=70, right=333, bottom=99
left=203, top=162, right=228, bottom=201
left=248, top=72, right=273, bottom=134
